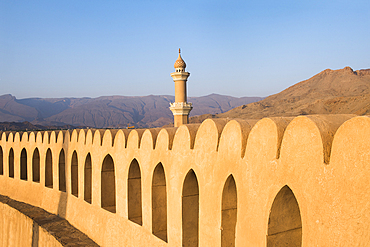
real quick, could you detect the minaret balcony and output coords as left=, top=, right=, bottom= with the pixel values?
left=170, top=72, right=190, bottom=81
left=169, top=102, right=193, bottom=115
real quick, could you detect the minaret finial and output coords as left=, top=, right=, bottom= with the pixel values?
left=179, top=48, right=181, bottom=54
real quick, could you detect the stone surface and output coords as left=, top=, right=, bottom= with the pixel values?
left=0, top=115, right=370, bottom=246
left=0, top=195, right=99, bottom=247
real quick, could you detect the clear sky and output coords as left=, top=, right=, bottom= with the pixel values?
left=1, top=0, right=369, bottom=99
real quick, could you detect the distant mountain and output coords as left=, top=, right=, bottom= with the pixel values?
left=0, top=94, right=263, bottom=128
left=191, top=67, right=370, bottom=122
left=0, top=121, right=77, bottom=131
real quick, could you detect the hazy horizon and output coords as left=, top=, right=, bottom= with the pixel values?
left=1, top=1, right=369, bottom=99
left=1, top=92, right=265, bottom=101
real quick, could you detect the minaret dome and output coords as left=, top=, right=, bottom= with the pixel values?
left=174, top=48, right=186, bottom=72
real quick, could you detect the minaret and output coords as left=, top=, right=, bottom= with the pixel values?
left=170, top=49, right=192, bottom=127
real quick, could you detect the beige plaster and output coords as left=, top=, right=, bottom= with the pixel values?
left=0, top=200, right=63, bottom=247
left=0, top=114, right=370, bottom=246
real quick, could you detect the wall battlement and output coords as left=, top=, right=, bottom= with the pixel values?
left=1, top=114, right=370, bottom=246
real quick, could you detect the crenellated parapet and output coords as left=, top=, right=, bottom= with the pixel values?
left=1, top=114, right=370, bottom=246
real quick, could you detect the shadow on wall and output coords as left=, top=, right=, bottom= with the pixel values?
left=182, top=169, right=199, bottom=247
left=128, top=159, right=142, bottom=225
left=57, top=192, right=68, bottom=218
left=32, top=148, right=40, bottom=183
left=58, top=149, right=66, bottom=192
left=32, top=221, right=39, bottom=247
left=0, top=194, right=99, bottom=246
left=102, top=154, right=116, bottom=213
left=152, top=163, right=167, bottom=242
left=267, top=185, right=302, bottom=247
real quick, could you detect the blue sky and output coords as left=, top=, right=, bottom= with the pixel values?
left=1, top=0, right=369, bottom=99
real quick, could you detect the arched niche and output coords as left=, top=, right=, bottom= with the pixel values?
left=101, top=154, right=116, bottom=213
left=58, top=149, right=66, bottom=192
left=267, top=185, right=302, bottom=247
left=20, top=148, right=27, bottom=180
left=128, top=159, right=142, bottom=225
left=84, top=153, right=92, bottom=203
left=152, top=163, right=167, bottom=242
left=45, top=148, right=53, bottom=188
left=182, top=169, right=199, bottom=247
left=71, top=151, right=78, bottom=197
left=221, top=175, right=237, bottom=247
left=8, top=148, right=14, bottom=178
left=32, top=148, right=40, bottom=182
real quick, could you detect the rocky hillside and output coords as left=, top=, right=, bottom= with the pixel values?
left=0, top=121, right=77, bottom=131
left=0, top=94, right=262, bottom=128
left=191, top=67, right=370, bottom=123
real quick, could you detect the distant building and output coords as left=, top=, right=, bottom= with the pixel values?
left=169, top=49, right=192, bottom=127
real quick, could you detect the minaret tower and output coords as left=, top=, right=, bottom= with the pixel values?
left=170, top=49, right=193, bottom=127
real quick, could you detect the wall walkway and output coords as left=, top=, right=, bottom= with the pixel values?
left=0, top=194, right=98, bottom=246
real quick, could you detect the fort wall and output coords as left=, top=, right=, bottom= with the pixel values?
left=1, top=114, right=370, bottom=246
left=0, top=197, right=63, bottom=247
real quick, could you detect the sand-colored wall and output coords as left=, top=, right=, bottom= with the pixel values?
left=0, top=202, right=33, bottom=247
left=0, top=114, right=369, bottom=246
left=0, top=201, right=62, bottom=247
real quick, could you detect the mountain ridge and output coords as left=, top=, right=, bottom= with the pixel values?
left=190, top=67, right=370, bottom=123
left=0, top=94, right=263, bottom=128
